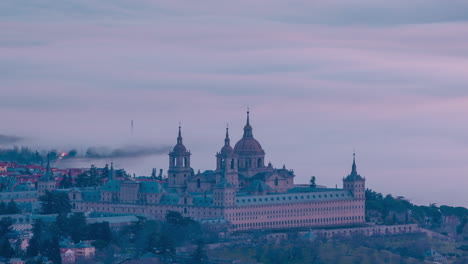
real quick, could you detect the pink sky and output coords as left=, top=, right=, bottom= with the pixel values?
left=1, top=0, right=468, bottom=207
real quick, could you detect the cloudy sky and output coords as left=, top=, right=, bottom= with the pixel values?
left=1, top=0, right=468, bottom=207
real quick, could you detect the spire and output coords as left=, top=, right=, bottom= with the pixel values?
left=345, top=152, right=363, bottom=180
left=108, top=162, right=114, bottom=180
left=224, top=124, right=230, bottom=146
left=177, top=123, right=183, bottom=145
left=243, top=109, right=253, bottom=138
left=46, top=153, right=51, bottom=173
left=351, top=152, right=357, bottom=175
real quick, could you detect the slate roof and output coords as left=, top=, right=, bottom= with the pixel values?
left=159, top=193, right=180, bottom=204
left=101, top=179, right=120, bottom=192
left=140, top=181, right=166, bottom=193
left=242, top=179, right=273, bottom=193
left=81, top=190, right=101, bottom=201
left=235, top=189, right=353, bottom=206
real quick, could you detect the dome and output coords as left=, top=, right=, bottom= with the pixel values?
left=220, top=144, right=234, bottom=155
left=234, top=137, right=264, bottom=154
left=173, top=143, right=187, bottom=153
left=219, top=126, right=234, bottom=155
left=171, top=125, right=188, bottom=153
left=233, top=110, right=264, bottom=154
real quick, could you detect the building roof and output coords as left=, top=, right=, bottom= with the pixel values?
left=242, top=179, right=273, bottom=193
left=81, top=190, right=101, bottom=201
left=344, top=153, right=364, bottom=181
left=192, top=195, right=213, bottom=206
left=101, top=179, right=121, bottom=192
left=139, top=181, right=166, bottom=194
left=159, top=193, right=180, bottom=204
left=235, top=189, right=353, bottom=206
left=233, top=111, right=265, bottom=155
left=171, top=126, right=188, bottom=153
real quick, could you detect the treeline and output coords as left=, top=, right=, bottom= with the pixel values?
left=0, top=146, right=43, bottom=165
left=113, top=211, right=222, bottom=263
left=210, top=233, right=441, bottom=264
left=0, top=200, right=20, bottom=215
left=366, top=189, right=468, bottom=234
left=59, top=164, right=129, bottom=188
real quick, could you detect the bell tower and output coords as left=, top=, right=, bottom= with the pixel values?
left=216, top=126, right=238, bottom=188
left=343, top=153, right=366, bottom=199
left=168, top=125, right=192, bottom=193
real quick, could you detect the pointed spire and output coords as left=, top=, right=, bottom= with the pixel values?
left=46, top=153, right=51, bottom=173
left=109, top=162, right=114, bottom=180
left=177, top=123, right=183, bottom=144
left=351, top=152, right=357, bottom=175
left=224, top=124, right=230, bottom=146
left=243, top=109, right=253, bottom=138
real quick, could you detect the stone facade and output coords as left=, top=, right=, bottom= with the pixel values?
left=68, top=112, right=366, bottom=231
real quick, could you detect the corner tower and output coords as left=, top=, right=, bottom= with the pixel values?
left=216, top=126, right=238, bottom=188
left=233, top=111, right=266, bottom=177
left=168, top=125, right=192, bottom=193
left=343, top=153, right=366, bottom=199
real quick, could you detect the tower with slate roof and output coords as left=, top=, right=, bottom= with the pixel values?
left=343, top=153, right=366, bottom=199
left=213, top=170, right=236, bottom=207
left=168, top=125, right=193, bottom=193
left=216, top=126, right=239, bottom=188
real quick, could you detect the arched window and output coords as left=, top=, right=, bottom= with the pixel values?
left=257, top=158, right=262, bottom=168
left=184, top=197, right=187, bottom=204
left=197, top=179, right=201, bottom=188
left=183, top=157, right=188, bottom=167
left=231, top=159, right=235, bottom=169
left=246, top=159, right=251, bottom=168
left=172, top=157, right=176, bottom=167
left=221, top=158, right=225, bottom=169
left=275, top=177, right=279, bottom=186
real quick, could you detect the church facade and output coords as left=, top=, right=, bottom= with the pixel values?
left=68, top=112, right=366, bottom=231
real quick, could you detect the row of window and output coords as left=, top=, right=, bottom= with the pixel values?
left=233, top=216, right=364, bottom=229
left=236, top=193, right=349, bottom=204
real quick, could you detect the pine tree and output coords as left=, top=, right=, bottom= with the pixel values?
left=0, top=238, right=14, bottom=258
left=6, top=199, right=20, bottom=214
left=69, top=213, right=87, bottom=243
left=0, top=202, right=6, bottom=215
left=27, top=219, right=44, bottom=257
left=191, top=240, right=208, bottom=264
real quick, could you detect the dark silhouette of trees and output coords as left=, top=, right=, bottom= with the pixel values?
left=0, top=200, right=20, bottom=215
left=38, top=190, right=71, bottom=214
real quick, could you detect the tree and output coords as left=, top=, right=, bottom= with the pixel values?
left=75, top=165, right=101, bottom=187
left=101, top=164, right=109, bottom=180
left=59, top=172, right=73, bottom=188
left=27, top=219, right=44, bottom=257
left=0, top=238, right=13, bottom=258
left=39, top=191, right=71, bottom=214
left=87, top=222, right=112, bottom=243
left=68, top=213, right=87, bottom=243
left=6, top=199, right=20, bottom=214
left=310, top=176, right=316, bottom=188
left=154, top=232, right=175, bottom=260
left=191, top=240, right=208, bottom=264
left=42, top=237, right=61, bottom=264
left=0, top=217, right=12, bottom=237
left=0, top=202, right=6, bottom=215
